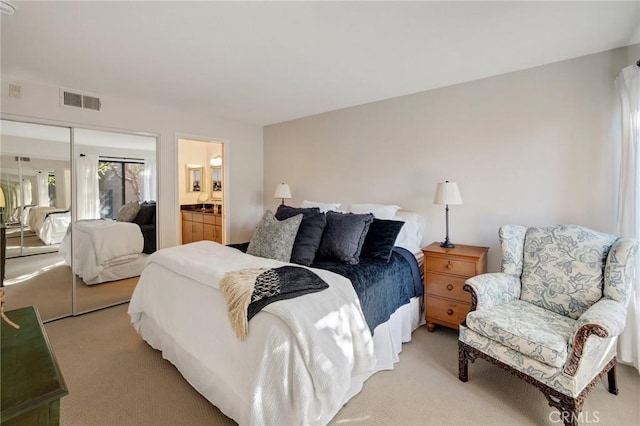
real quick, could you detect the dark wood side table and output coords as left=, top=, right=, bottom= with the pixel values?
left=422, top=242, right=488, bottom=331
left=1, top=306, right=68, bottom=425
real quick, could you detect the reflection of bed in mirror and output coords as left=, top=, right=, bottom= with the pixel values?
left=59, top=219, right=148, bottom=285
left=2, top=119, right=159, bottom=321
left=26, top=206, right=71, bottom=245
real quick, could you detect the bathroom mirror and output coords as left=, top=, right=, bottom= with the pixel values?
left=211, top=166, right=222, bottom=194
left=187, top=165, right=203, bottom=192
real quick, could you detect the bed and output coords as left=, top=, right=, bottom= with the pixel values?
left=128, top=206, right=425, bottom=425
left=25, top=206, right=71, bottom=245
left=59, top=219, right=147, bottom=285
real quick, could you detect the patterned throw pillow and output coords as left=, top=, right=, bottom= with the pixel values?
left=115, top=202, right=141, bottom=222
left=247, top=210, right=303, bottom=262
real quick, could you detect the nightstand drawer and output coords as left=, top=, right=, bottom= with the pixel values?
left=425, top=257, right=476, bottom=277
left=425, top=273, right=471, bottom=302
left=426, top=297, right=470, bottom=327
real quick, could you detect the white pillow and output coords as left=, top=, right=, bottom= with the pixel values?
left=393, top=210, right=425, bottom=253
left=300, top=200, right=341, bottom=213
left=349, top=203, right=401, bottom=220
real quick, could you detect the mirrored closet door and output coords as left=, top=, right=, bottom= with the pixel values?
left=72, top=128, right=157, bottom=314
left=1, top=119, right=158, bottom=321
left=1, top=119, right=73, bottom=321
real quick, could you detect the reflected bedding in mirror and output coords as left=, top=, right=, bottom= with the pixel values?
left=59, top=219, right=147, bottom=285
left=25, top=206, right=71, bottom=245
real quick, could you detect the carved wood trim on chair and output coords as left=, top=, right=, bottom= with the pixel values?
left=563, top=324, right=608, bottom=376
left=458, top=341, right=617, bottom=426
left=463, top=283, right=478, bottom=311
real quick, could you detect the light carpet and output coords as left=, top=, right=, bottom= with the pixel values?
left=3, top=253, right=137, bottom=321
left=43, top=304, right=640, bottom=426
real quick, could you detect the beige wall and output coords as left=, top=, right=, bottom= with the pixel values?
left=264, top=45, right=640, bottom=271
left=1, top=77, right=264, bottom=246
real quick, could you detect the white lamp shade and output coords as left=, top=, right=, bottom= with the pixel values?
left=274, top=183, right=292, bottom=200
left=0, top=186, right=4, bottom=208
left=433, top=181, right=463, bottom=205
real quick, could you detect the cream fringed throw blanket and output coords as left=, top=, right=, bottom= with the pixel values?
left=220, top=266, right=329, bottom=340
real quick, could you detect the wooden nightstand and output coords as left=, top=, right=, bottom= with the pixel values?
left=422, top=242, right=488, bottom=331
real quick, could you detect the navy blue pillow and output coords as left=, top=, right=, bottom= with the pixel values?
left=317, top=211, right=374, bottom=265
left=361, top=219, right=405, bottom=262
left=275, top=205, right=320, bottom=220
left=133, top=202, right=156, bottom=226
left=275, top=205, right=326, bottom=266
left=290, top=213, right=327, bottom=266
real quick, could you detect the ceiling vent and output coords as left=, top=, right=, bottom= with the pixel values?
left=60, top=89, right=102, bottom=111
left=15, top=156, right=30, bottom=162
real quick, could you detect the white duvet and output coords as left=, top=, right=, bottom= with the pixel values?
left=59, top=219, right=144, bottom=283
left=128, top=241, right=377, bottom=426
left=38, top=211, right=71, bottom=245
left=24, top=206, right=71, bottom=245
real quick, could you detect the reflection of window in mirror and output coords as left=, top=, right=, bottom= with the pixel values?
left=187, top=165, right=203, bottom=192
left=211, top=166, right=222, bottom=193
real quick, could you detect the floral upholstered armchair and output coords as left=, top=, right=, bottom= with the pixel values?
left=458, top=224, right=637, bottom=426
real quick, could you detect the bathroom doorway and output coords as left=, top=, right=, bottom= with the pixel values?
left=177, top=138, right=226, bottom=244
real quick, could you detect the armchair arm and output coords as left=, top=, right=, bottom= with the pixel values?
left=563, top=298, right=627, bottom=376
left=463, top=273, right=521, bottom=311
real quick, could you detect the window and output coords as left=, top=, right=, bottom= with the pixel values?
left=98, top=159, right=145, bottom=219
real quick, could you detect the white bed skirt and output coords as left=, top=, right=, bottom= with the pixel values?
left=84, top=254, right=147, bottom=285
left=135, top=294, right=424, bottom=425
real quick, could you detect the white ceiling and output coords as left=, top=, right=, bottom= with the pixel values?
left=1, top=1, right=639, bottom=126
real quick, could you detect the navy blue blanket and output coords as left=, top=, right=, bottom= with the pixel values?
left=311, top=247, right=423, bottom=334
left=227, top=243, right=423, bottom=334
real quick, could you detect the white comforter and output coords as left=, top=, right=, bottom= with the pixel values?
left=59, top=220, right=143, bottom=283
left=24, top=206, right=70, bottom=244
left=38, top=211, right=71, bottom=245
left=26, top=206, right=65, bottom=231
left=128, top=241, right=376, bottom=426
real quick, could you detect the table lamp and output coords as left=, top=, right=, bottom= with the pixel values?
left=433, top=181, right=463, bottom=248
left=274, top=183, right=292, bottom=205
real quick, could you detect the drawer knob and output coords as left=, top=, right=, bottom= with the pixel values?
left=447, top=309, right=454, bottom=316
left=446, top=284, right=454, bottom=291
left=446, top=261, right=453, bottom=270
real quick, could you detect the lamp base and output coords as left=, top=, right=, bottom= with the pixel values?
left=440, top=240, right=455, bottom=249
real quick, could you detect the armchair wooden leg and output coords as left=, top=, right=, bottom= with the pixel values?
left=544, top=393, right=580, bottom=426
left=607, top=364, right=619, bottom=395
left=458, top=343, right=469, bottom=382
left=561, top=409, right=579, bottom=426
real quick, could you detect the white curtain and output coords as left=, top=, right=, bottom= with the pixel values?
left=76, top=154, right=100, bottom=220
left=615, top=62, right=640, bottom=372
left=36, top=171, right=48, bottom=206
left=21, top=178, right=32, bottom=206
left=143, top=155, right=157, bottom=202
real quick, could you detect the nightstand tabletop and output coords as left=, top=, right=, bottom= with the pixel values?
left=422, top=242, right=489, bottom=258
